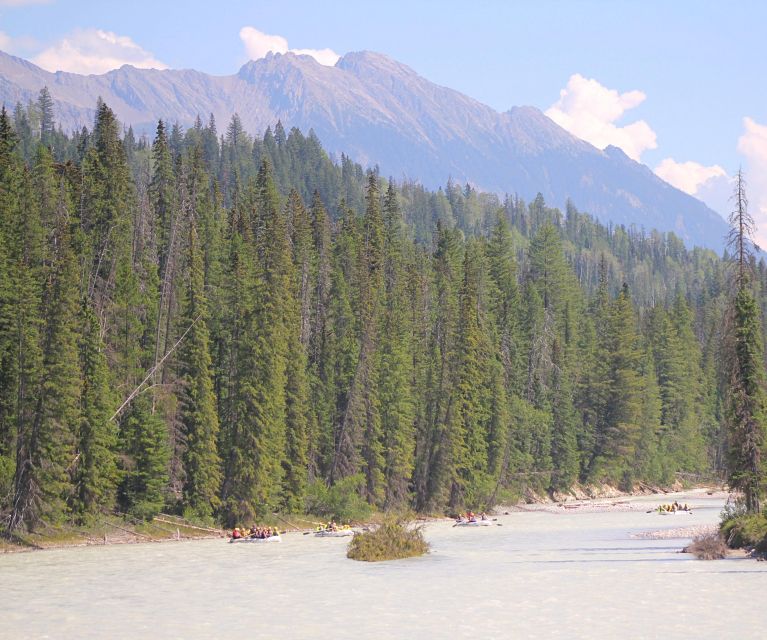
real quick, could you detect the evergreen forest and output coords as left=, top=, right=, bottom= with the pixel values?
left=2, top=90, right=766, bottom=531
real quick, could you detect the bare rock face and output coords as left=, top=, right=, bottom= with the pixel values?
left=0, top=49, right=728, bottom=249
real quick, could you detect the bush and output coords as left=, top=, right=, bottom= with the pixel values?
left=720, top=513, right=767, bottom=550
left=304, top=474, right=372, bottom=523
left=347, top=518, right=429, bottom=562
left=683, top=532, right=727, bottom=560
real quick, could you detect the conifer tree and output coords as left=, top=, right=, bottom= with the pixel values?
left=650, top=298, right=707, bottom=472
left=447, top=240, right=493, bottom=507
left=221, top=161, right=289, bottom=522
left=177, top=217, right=222, bottom=519
left=596, top=284, right=644, bottom=486
left=327, top=205, right=362, bottom=481
left=73, top=300, right=117, bottom=518
left=486, top=212, right=523, bottom=393
left=149, top=120, right=177, bottom=301
left=549, top=339, right=580, bottom=490
left=37, top=87, right=55, bottom=149
left=307, top=191, right=333, bottom=477
left=117, top=394, right=170, bottom=519
left=379, top=180, right=415, bottom=508
left=332, top=175, right=385, bottom=503
left=219, top=191, right=259, bottom=523
left=282, top=191, right=310, bottom=511
left=0, top=106, right=21, bottom=479
left=724, top=170, right=766, bottom=513
left=415, top=223, right=462, bottom=511
left=8, top=156, right=75, bottom=531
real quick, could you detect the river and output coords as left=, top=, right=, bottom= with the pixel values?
left=1, top=490, right=764, bottom=639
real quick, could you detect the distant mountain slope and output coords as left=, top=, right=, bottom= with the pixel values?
left=0, top=49, right=729, bottom=249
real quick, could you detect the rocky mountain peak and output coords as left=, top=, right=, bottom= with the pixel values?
left=0, top=47, right=729, bottom=249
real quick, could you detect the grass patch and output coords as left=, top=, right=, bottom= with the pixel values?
left=346, top=517, right=428, bottom=562
left=683, top=532, right=727, bottom=560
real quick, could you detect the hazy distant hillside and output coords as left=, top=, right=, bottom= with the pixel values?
left=0, top=49, right=729, bottom=249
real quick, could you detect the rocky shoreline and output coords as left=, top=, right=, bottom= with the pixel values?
left=3, top=484, right=729, bottom=555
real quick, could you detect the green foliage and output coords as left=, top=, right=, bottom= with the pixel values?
left=177, top=220, right=222, bottom=519
left=346, top=517, right=429, bottom=562
left=304, top=474, right=372, bottom=523
left=725, top=285, right=767, bottom=513
left=721, top=513, right=767, bottom=551
left=0, top=98, right=750, bottom=531
left=282, top=191, right=311, bottom=512
left=117, top=396, right=170, bottom=520
left=73, top=300, right=117, bottom=518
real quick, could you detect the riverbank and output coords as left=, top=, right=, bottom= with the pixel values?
left=0, top=514, right=225, bottom=554
left=502, top=482, right=729, bottom=514
left=1, top=483, right=728, bottom=554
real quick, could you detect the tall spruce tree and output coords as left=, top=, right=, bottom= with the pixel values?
left=9, top=155, right=77, bottom=531
left=724, top=170, right=766, bottom=513
left=0, top=106, right=21, bottom=494
left=379, top=180, right=415, bottom=508
left=282, top=190, right=310, bottom=511
left=177, top=217, right=222, bottom=520
left=73, top=299, right=117, bottom=518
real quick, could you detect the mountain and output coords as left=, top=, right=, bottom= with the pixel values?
left=0, top=49, right=729, bottom=249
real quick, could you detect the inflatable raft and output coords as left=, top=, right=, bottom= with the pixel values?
left=454, top=519, right=493, bottom=527
left=229, top=534, right=282, bottom=543
left=314, top=529, right=355, bottom=538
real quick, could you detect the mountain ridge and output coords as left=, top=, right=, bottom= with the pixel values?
left=0, top=48, right=729, bottom=249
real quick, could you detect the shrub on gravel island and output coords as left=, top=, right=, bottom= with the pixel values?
left=684, top=532, right=728, bottom=560
left=347, top=518, right=429, bottom=562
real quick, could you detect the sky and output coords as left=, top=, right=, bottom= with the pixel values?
left=1, top=0, right=766, bottom=240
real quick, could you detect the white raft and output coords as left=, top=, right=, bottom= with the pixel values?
left=454, top=519, right=493, bottom=527
left=314, top=529, right=355, bottom=538
left=229, top=534, right=282, bottom=543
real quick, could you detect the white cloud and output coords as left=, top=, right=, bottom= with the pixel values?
left=653, top=158, right=732, bottom=223
left=0, top=31, right=11, bottom=50
left=654, top=158, right=727, bottom=195
left=738, top=117, right=767, bottom=247
left=290, top=46, right=341, bottom=68
left=654, top=117, right=767, bottom=244
left=546, top=73, right=657, bottom=161
left=239, top=26, right=339, bottom=67
left=738, top=117, right=767, bottom=167
left=32, top=29, right=167, bottom=75
left=695, top=172, right=735, bottom=222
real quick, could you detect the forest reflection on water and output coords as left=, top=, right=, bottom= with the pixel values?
left=1, top=490, right=765, bottom=640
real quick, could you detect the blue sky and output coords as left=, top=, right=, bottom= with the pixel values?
left=1, top=0, right=766, bottom=233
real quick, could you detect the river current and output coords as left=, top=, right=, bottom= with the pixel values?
left=2, top=490, right=765, bottom=639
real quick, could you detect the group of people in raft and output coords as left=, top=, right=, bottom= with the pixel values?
left=315, top=521, right=352, bottom=532
left=231, top=525, right=280, bottom=540
left=229, top=521, right=354, bottom=539
left=657, top=500, right=692, bottom=513
left=455, top=511, right=489, bottom=523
